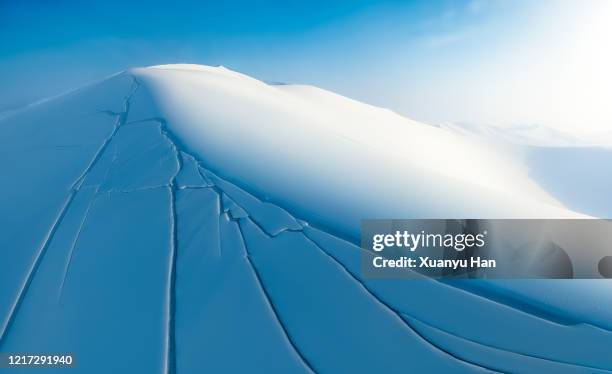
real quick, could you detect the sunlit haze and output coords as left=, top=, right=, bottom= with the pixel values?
left=1, top=0, right=610, bottom=134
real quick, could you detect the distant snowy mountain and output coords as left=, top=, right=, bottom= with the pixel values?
left=1, top=64, right=611, bottom=373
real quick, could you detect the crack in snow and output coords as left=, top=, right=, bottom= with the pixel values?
left=155, top=115, right=182, bottom=374
left=71, top=80, right=139, bottom=191
left=98, top=109, right=122, bottom=116
left=57, top=189, right=97, bottom=301
left=402, top=313, right=612, bottom=373
left=59, top=146, right=121, bottom=300
left=101, top=185, right=171, bottom=194
left=0, top=77, right=140, bottom=348
left=0, top=191, right=78, bottom=347
left=232, top=216, right=318, bottom=374
left=164, top=184, right=178, bottom=374
left=177, top=185, right=210, bottom=190
left=190, top=181, right=315, bottom=372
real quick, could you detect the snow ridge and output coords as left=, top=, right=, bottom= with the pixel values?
left=1, top=66, right=611, bottom=373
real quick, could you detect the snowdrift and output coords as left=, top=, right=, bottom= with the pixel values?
left=1, top=64, right=611, bottom=373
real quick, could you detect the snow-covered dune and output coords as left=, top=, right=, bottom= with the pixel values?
left=1, top=64, right=611, bottom=373
left=132, top=65, right=585, bottom=236
left=440, top=121, right=612, bottom=218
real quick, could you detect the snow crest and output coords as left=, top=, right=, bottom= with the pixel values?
left=0, top=65, right=611, bottom=373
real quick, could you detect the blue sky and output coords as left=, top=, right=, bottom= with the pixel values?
left=1, top=0, right=611, bottom=133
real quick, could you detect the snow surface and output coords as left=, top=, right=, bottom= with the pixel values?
left=0, top=64, right=611, bottom=373
left=439, top=122, right=612, bottom=147
left=439, top=121, right=612, bottom=218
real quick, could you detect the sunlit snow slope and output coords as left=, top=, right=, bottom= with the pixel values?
left=1, top=64, right=611, bottom=373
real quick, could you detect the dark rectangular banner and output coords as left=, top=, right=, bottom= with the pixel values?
left=361, top=219, right=612, bottom=279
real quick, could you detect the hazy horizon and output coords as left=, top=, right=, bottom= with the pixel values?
left=1, top=0, right=611, bottom=134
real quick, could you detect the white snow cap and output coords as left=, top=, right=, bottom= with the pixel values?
left=129, top=64, right=597, bottom=239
